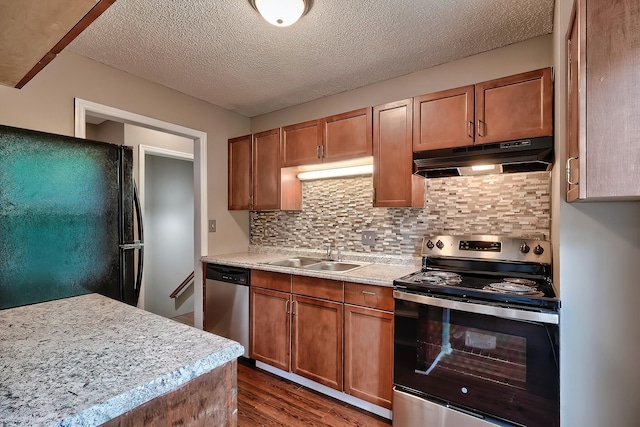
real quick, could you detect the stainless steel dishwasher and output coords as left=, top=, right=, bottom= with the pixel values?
left=204, top=264, right=250, bottom=358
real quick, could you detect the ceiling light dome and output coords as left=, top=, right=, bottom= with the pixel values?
left=249, top=0, right=312, bottom=27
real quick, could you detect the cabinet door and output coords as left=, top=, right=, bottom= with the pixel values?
left=413, top=85, right=475, bottom=151
left=291, top=295, right=343, bottom=390
left=373, top=99, right=423, bottom=208
left=475, top=68, right=553, bottom=145
left=282, top=119, right=322, bottom=167
left=566, top=0, right=583, bottom=202
left=250, top=287, right=290, bottom=372
left=228, top=134, right=252, bottom=210
left=344, top=304, right=393, bottom=409
left=252, top=128, right=281, bottom=210
left=581, top=0, right=640, bottom=199
left=321, top=108, right=372, bottom=162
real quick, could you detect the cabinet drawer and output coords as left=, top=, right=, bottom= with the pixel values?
left=292, top=275, right=343, bottom=302
left=251, top=270, right=291, bottom=292
left=344, top=282, right=393, bottom=311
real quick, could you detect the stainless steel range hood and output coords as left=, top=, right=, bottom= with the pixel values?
left=413, top=136, right=554, bottom=178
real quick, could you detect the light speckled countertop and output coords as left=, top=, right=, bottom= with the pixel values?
left=201, top=248, right=421, bottom=287
left=0, top=294, right=244, bottom=427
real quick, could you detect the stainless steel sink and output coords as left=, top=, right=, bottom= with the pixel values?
left=266, top=257, right=322, bottom=268
left=302, top=261, right=365, bottom=272
left=265, top=257, right=367, bottom=273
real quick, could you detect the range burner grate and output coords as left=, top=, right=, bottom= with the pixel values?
left=409, top=271, right=462, bottom=286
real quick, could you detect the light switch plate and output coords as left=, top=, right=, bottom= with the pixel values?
left=362, top=230, right=376, bottom=246
left=208, top=220, right=216, bottom=233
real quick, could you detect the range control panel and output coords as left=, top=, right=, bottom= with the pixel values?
left=422, top=235, right=552, bottom=264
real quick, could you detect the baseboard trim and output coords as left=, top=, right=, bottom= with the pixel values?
left=255, top=361, right=393, bottom=420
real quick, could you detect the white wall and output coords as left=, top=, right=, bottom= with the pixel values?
left=251, top=35, right=552, bottom=132
left=87, top=120, right=124, bottom=145
left=144, top=154, right=194, bottom=319
left=553, top=1, right=640, bottom=426
left=0, top=51, right=252, bottom=257
left=124, top=123, right=193, bottom=183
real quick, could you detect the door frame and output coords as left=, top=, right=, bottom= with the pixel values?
left=74, top=98, right=208, bottom=329
left=138, top=145, right=194, bottom=312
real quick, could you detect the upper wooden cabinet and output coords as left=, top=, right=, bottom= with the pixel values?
left=281, top=108, right=373, bottom=167
left=565, top=0, right=640, bottom=201
left=373, top=99, right=424, bottom=208
left=475, top=68, right=553, bottom=145
left=228, top=130, right=301, bottom=211
left=0, top=0, right=115, bottom=88
left=227, top=134, right=252, bottom=210
left=322, top=108, right=373, bottom=162
left=413, top=68, right=553, bottom=151
left=413, top=85, right=475, bottom=151
left=252, top=128, right=281, bottom=210
left=282, top=119, right=322, bottom=167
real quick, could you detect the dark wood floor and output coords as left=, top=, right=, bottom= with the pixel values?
left=169, top=313, right=391, bottom=427
left=237, top=360, right=391, bottom=427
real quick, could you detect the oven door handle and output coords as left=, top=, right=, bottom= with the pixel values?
left=393, top=290, right=559, bottom=325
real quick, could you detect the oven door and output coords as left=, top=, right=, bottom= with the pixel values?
left=394, top=290, right=559, bottom=427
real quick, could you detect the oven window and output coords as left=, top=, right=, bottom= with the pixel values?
left=417, top=308, right=527, bottom=388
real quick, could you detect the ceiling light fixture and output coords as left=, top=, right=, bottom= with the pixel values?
left=248, top=0, right=313, bottom=27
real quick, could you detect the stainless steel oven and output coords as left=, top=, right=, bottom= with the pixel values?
left=393, top=235, right=560, bottom=427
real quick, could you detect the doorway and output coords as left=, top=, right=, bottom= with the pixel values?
left=74, top=98, right=208, bottom=329
left=141, top=147, right=194, bottom=318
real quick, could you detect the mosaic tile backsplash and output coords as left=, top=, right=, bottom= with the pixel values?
left=250, top=172, right=551, bottom=257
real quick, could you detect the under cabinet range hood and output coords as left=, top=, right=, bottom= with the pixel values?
left=413, top=136, right=554, bottom=178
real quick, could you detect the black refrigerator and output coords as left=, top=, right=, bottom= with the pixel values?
left=0, top=125, right=143, bottom=309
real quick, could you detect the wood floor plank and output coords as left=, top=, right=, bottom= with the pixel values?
left=237, top=361, right=391, bottom=427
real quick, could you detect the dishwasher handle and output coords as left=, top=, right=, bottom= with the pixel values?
left=205, top=264, right=250, bottom=286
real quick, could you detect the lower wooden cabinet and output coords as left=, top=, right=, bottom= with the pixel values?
left=291, top=295, right=343, bottom=390
left=249, top=287, right=290, bottom=372
left=344, top=304, right=394, bottom=409
left=250, top=270, right=394, bottom=409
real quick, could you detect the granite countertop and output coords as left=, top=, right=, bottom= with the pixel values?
left=201, top=248, right=421, bottom=287
left=0, top=294, right=244, bottom=427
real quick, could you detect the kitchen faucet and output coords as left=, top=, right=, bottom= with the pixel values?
left=325, top=244, right=344, bottom=261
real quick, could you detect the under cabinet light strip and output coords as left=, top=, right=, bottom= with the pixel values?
left=297, top=164, right=374, bottom=180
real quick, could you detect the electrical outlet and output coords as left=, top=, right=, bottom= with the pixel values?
left=208, top=220, right=216, bottom=233
left=362, top=230, right=376, bottom=246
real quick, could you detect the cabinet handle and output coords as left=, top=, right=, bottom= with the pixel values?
left=321, top=145, right=325, bottom=158
left=477, top=120, right=485, bottom=137
left=316, top=145, right=321, bottom=159
left=361, top=290, right=377, bottom=296
left=566, top=156, right=579, bottom=185
left=285, top=299, right=290, bottom=314
left=291, top=300, right=296, bottom=315
left=468, top=121, right=474, bottom=138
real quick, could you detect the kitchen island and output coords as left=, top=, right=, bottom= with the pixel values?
left=0, top=293, right=244, bottom=427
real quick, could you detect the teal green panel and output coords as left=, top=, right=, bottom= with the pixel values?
left=0, top=126, right=121, bottom=309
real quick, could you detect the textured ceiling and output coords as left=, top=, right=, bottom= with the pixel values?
left=68, top=0, right=554, bottom=117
